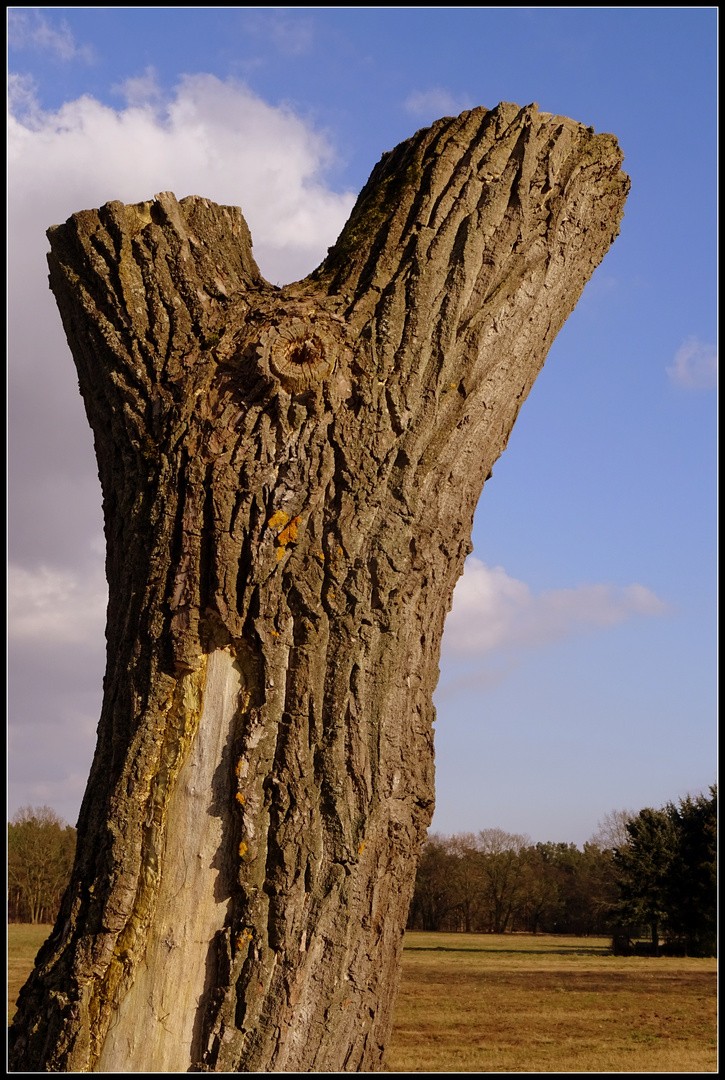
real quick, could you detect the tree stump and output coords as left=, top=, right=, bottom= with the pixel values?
left=9, top=102, right=629, bottom=1072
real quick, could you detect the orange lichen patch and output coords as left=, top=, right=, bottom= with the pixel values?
left=235, top=792, right=245, bottom=806
left=236, top=928, right=253, bottom=951
left=235, top=760, right=243, bottom=778
left=276, top=547, right=287, bottom=562
left=358, top=842, right=366, bottom=854
left=313, top=550, right=325, bottom=561
left=238, top=841, right=248, bottom=858
left=268, top=510, right=289, bottom=530
left=277, top=516, right=301, bottom=545
left=338, top=547, right=345, bottom=557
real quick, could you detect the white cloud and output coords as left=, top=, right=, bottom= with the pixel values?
left=404, top=87, right=473, bottom=119
left=8, top=73, right=356, bottom=285
left=667, top=337, right=717, bottom=390
left=8, top=564, right=107, bottom=645
left=442, top=557, right=669, bottom=659
left=8, top=9, right=95, bottom=63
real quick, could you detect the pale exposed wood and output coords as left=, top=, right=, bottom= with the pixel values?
left=96, top=649, right=242, bottom=1071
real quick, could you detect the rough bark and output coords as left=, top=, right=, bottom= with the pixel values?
left=10, top=102, right=629, bottom=1072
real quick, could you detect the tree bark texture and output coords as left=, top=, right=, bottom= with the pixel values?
left=10, top=102, right=629, bottom=1072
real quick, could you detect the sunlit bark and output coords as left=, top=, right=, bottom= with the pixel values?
left=10, top=102, right=628, bottom=1072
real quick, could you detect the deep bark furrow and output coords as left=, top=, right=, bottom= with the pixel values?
left=10, top=102, right=628, bottom=1072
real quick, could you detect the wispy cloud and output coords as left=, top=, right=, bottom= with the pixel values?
left=403, top=87, right=474, bottom=120
left=9, top=770, right=91, bottom=822
left=8, top=9, right=95, bottom=63
left=442, top=557, right=669, bottom=659
left=241, top=11, right=315, bottom=57
left=7, top=72, right=42, bottom=126
left=112, top=66, right=165, bottom=109
left=8, top=564, right=107, bottom=645
left=667, top=336, right=717, bottom=390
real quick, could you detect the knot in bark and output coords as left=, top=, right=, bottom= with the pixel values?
left=258, top=317, right=340, bottom=394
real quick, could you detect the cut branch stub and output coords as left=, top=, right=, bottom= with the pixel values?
left=9, top=102, right=629, bottom=1074
left=257, top=314, right=344, bottom=392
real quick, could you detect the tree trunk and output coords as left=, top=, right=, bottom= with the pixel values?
left=10, top=102, right=628, bottom=1072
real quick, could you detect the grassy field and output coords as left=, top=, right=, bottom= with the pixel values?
left=8, top=926, right=717, bottom=1071
left=7, top=924, right=53, bottom=1025
left=385, top=931, right=717, bottom=1072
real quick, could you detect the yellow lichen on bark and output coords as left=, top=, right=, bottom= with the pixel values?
left=277, top=516, right=301, bottom=546
left=267, top=511, right=289, bottom=530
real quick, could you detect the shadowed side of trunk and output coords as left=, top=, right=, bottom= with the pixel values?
left=9, top=102, right=628, bottom=1072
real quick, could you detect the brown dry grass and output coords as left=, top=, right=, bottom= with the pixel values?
left=7, top=924, right=53, bottom=1025
left=8, top=925, right=717, bottom=1071
left=385, top=931, right=717, bottom=1072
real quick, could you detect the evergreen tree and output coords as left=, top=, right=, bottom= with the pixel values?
left=664, top=787, right=717, bottom=955
left=613, top=789, right=717, bottom=956
left=613, top=806, right=678, bottom=953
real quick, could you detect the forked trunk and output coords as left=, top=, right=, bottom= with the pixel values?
left=10, top=102, right=628, bottom=1072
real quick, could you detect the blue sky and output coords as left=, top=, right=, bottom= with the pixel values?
left=8, top=8, right=717, bottom=845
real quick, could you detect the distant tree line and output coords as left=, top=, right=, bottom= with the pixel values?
left=8, top=806, right=76, bottom=924
left=407, top=787, right=716, bottom=956
left=8, top=789, right=715, bottom=957
left=407, top=828, right=618, bottom=936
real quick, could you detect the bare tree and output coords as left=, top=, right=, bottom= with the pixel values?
left=10, top=102, right=628, bottom=1071
left=448, top=832, right=487, bottom=932
left=8, top=807, right=76, bottom=924
left=589, top=808, right=637, bottom=852
left=517, top=846, right=564, bottom=934
left=476, top=828, right=532, bottom=933
left=406, top=833, right=460, bottom=931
